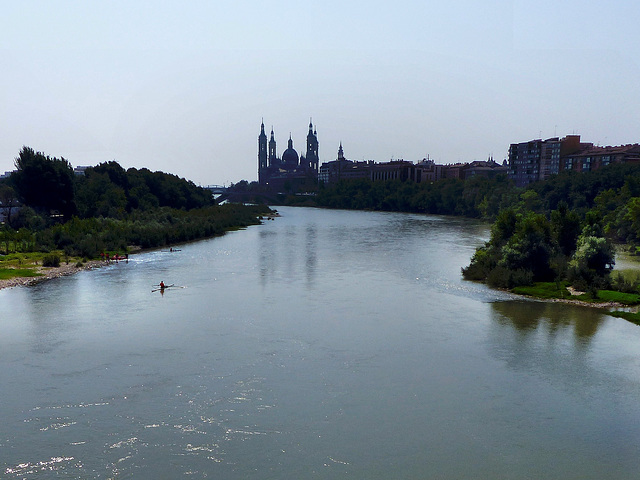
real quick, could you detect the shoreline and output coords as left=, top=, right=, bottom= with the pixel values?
left=502, top=286, right=638, bottom=311
left=2, top=262, right=635, bottom=312
left=534, top=295, right=632, bottom=310
left=0, top=216, right=272, bottom=292
left=0, top=259, right=108, bottom=291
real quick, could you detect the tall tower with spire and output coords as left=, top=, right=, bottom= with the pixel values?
left=258, top=120, right=268, bottom=184
left=306, top=119, right=319, bottom=172
left=268, top=127, right=277, bottom=167
left=258, top=118, right=319, bottom=187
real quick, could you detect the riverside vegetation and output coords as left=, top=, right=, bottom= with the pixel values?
left=5, top=145, right=640, bottom=323
left=275, top=162, right=640, bottom=322
left=0, top=147, right=270, bottom=283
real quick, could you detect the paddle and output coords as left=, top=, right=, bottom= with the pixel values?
left=151, top=284, right=186, bottom=292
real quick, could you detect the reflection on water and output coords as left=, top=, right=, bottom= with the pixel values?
left=2, top=207, right=640, bottom=479
left=258, top=222, right=318, bottom=287
left=492, top=300, right=607, bottom=341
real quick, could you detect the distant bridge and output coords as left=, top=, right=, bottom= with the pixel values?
left=205, top=185, right=227, bottom=195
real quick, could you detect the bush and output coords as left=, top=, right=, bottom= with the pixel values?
left=486, top=265, right=533, bottom=289
left=42, top=253, right=61, bottom=267
left=611, top=271, right=640, bottom=294
left=512, top=282, right=571, bottom=299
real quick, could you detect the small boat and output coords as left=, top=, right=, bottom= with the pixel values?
left=152, top=283, right=174, bottom=292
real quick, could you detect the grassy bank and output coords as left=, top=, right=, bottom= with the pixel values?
left=1, top=204, right=273, bottom=289
left=509, top=281, right=640, bottom=328
left=0, top=266, right=41, bottom=280
left=512, top=282, right=640, bottom=305
left=0, top=251, right=89, bottom=280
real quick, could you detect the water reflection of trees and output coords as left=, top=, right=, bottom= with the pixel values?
left=491, top=300, right=607, bottom=341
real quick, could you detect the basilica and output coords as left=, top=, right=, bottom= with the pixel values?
left=258, top=119, right=319, bottom=189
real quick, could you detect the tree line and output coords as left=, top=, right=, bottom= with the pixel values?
left=0, top=147, right=269, bottom=258
left=290, top=162, right=640, bottom=293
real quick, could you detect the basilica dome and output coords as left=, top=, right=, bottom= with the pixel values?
left=282, top=136, right=299, bottom=166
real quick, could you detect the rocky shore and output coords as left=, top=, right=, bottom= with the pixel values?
left=0, top=260, right=106, bottom=291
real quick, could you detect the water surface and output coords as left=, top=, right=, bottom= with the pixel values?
left=2, top=207, right=640, bottom=479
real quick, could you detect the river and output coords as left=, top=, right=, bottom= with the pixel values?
left=2, top=206, right=640, bottom=479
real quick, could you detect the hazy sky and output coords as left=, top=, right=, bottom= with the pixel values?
left=1, top=1, right=639, bottom=185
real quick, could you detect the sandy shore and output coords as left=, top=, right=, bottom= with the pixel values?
left=546, top=297, right=630, bottom=310
left=0, top=259, right=107, bottom=291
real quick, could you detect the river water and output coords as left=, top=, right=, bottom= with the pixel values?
left=2, top=206, right=640, bottom=479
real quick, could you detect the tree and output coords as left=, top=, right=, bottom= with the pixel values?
left=550, top=201, right=581, bottom=257
left=499, top=212, right=554, bottom=282
left=11, top=146, right=76, bottom=219
left=569, top=229, right=615, bottom=278
left=0, top=183, right=19, bottom=227
left=75, top=171, right=127, bottom=218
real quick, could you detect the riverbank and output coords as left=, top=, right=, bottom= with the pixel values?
left=0, top=259, right=107, bottom=291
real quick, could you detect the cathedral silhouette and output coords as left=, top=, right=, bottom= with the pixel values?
left=258, top=119, right=319, bottom=189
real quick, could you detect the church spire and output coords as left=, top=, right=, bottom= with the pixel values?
left=268, top=125, right=277, bottom=166
left=258, top=119, right=268, bottom=184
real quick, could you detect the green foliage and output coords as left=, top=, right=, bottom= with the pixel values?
left=0, top=227, right=37, bottom=254
left=1, top=146, right=273, bottom=281
left=550, top=201, right=581, bottom=256
left=511, top=282, right=572, bottom=299
left=0, top=267, right=42, bottom=280
left=486, top=266, right=533, bottom=289
left=490, top=209, right=518, bottom=247
left=7, top=146, right=215, bottom=227
left=34, top=204, right=270, bottom=258
left=463, top=206, right=615, bottom=290
left=315, top=175, right=513, bottom=218
left=498, top=212, right=554, bottom=281
left=592, top=290, right=640, bottom=305
left=455, top=163, right=640, bottom=293
left=611, top=271, right=640, bottom=294
left=11, top=146, right=76, bottom=219
left=42, top=253, right=61, bottom=267
left=0, top=182, right=19, bottom=227
left=566, top=226, right=616, bottom=290
left=464, top=210, right=557, bottom=288
left=75, top=162, right=214, bottom=217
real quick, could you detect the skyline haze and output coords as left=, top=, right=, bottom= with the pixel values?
left=1, top=0, right=639, bottom=186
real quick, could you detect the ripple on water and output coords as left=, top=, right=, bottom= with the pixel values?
left=5, top=456, right=79, bottom=476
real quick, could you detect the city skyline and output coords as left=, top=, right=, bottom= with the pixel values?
left=1, top=0, right=639, bottom=186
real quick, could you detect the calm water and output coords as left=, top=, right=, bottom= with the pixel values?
left=2, top=206, right=640, bottom=479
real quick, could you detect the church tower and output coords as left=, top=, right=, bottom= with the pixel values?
left=338, top=142, right=345, bottom=161
left=306, top=119, right=319, bottom=172
left=258, top=120, right=268, bottom=184
left=268, top=127, right=277, bottom=167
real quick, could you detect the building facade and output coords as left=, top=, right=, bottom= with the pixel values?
left=508, top=135, right=584, bottom=187
left=319, top=144, right=437, bottom=185
left=258, top=119, right=319, bottom=189
left=562, top=144, right=640, bottom=173
left=508, top=135, right=640, bottom=186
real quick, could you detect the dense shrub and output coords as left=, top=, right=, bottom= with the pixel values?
left=42, top=254, right=61, bottom=267
left=33, top=204, right=271, bottom=258
left=463, top=208, right=615, bottom=290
